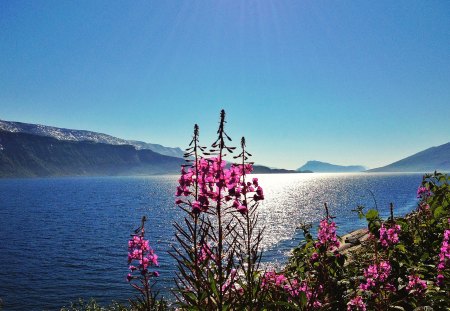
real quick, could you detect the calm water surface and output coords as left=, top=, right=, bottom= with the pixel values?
left=0, top=173, right=422, bottom=310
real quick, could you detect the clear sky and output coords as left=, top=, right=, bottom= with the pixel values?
left=1, top=1, right=449, bottom=169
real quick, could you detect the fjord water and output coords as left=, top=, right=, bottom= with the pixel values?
left=0, top=173, right=422, bottom=310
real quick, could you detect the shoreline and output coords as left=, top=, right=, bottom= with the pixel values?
left=338, top=227, right=369, bottom=256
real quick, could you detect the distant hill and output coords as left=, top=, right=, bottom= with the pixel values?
left=297, top=161, right=366, bottom=173
left=368, top=142, right=450, bottom=172
left=252, top=165, right=310, bottom=174
left=0, top=119, right=184, bottom=158
left=0, top=130, right=184, bottom=177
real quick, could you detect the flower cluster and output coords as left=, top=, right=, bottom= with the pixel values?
left=127, top=229, right=159, bottom=282
left=417, top=186, right=431, bottom=199
left=347, top=296, right=367, bottom=311
left=406, top=274, right=427, bottom=296
left=176, top=157, right=263, bottom=214
left=437, top=228, right=450, bottom=286
left=360, top=261, right=394, bottom=292
left=261, top=271, right=321, bottom=307
left=379, top=223, right=401, bottom=248
left=316, top=219, right=340, bottom=251
left=261, top=270, right=287, bottom=289
left=438, top=229, right=450, bottom=271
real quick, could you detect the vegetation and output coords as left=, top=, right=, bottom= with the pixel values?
left=62, top=111, right=449, bottom=310
left=285, top=171, right=450, bottom=310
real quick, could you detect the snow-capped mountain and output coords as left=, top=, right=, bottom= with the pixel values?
left=0, top=119, right=184, bottom=158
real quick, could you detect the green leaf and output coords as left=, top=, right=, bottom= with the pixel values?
left=366, top=209, right=379, bottom=221
left=298, top=291, right=307, bottom=307
left=395, top=244, right=406, bottom=253
left=389, top=306, right=406, bottom=310
left=434, top=206, right=444, bottom=218
left=208, top=272, right=219, bottom=298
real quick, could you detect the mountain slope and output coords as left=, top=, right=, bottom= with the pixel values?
left=252, top=165, right=307, bottom=174
left=368, top=142, right=450, bottom=172
left=297, top=161, right=366, bottom=173
left=0, top=130, right=184, bottom=177
left=0, top=119, right=184, bottom=158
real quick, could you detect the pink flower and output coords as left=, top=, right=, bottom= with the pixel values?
left=261, top=271, right=319, bottom=305
left=417, top=186, right=431, bottom=198
left=438, top=229, right=450, bottom=272
left=406, top=274, right=427, bottom=296
left=127, top=223, right=159, bottom=285
left=237, top=204, right=248, bottom=214
left=360, top=261, right=394, bottom=292
left=175, top=156, right=264, bottom=214
left=316, top=219, right=340, bottom=251
left=379, top=223, right=401, bottom=248
left=347, top=296, right=366, bottom=311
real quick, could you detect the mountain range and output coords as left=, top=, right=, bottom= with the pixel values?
left=0, top=119, right=448, bottom=177
left=367, top=142, right=450, bottom=173
left=297, top=161, right=366, bottom=173
left=0, top=119, right=184, bottom=158
left=0, top=119, right=304, bottom=177
left=0, top=130, right=185, bottom=177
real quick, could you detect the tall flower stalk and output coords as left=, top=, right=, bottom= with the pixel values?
left=172, top=124, right=208, bottom=307
left=127, top=216, right=160, bottom=310
left=234, top=137, right=265, bottom=309
left=173, top=110, right=264, bottom=310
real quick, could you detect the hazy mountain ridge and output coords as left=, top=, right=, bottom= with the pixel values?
left=0, top=130, right=184, bottom=177
left=297, top=160, right=366, bottom=173
left=252, top=165, right=310, bottom=174
left=0, top=119, right=184, bottom=158
left=368, top=142, right=450, bottom=172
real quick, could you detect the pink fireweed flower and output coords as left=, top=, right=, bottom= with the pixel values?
left=347, top=296, right=366, bottom=311
left=417, top=186, right=431, bottom=198
left=406, top=274, right=427, bottom=296
left=438, top=229, right=450, bottom=271
left=360, top=261, right=394, bottom=291
left=237, top=204, right=248, bottom=214
left=175, top=156, right=264, bottom=214
left=127, top=226, right=158, bottom=283
left=316, top=219, right=340, bottom=251
left=261, top=271, right=319, bottom=305
left=379, top=223, right=401, bottom=248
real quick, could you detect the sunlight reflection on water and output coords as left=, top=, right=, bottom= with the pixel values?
left=253, top=173, right=422, bottom=265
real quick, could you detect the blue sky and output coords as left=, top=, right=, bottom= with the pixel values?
left=1, top=1, right=449, bottom=169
